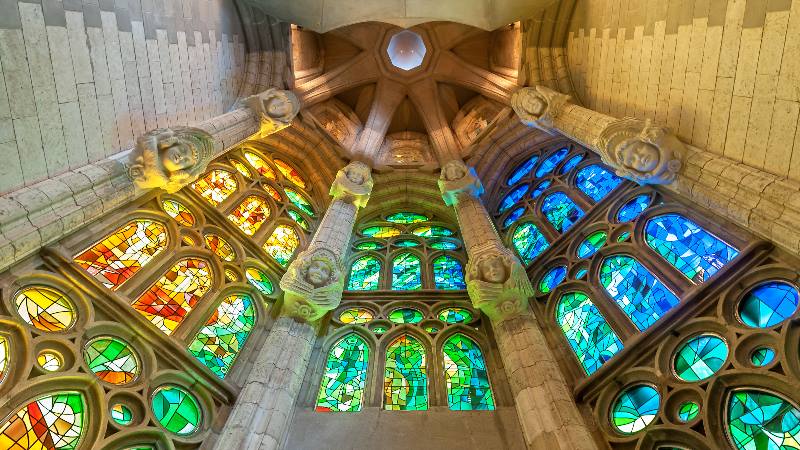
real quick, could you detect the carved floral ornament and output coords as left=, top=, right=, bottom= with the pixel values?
left=243, top=88, right=301, bottom=137
left=438, top=160, right=484, bottom=206
left=127, top=127, right=216, bottom=193
left=465, top=244, right=534, bottom=321
left=280, top=247, right=345, bottom=322
left=330, top=161, right=374, bottom=208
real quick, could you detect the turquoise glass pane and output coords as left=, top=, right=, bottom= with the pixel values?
left=751, top=347, right=775, bottom=367
left=284, top=188, right=315, bottom=217
left=645, top=214, right=739, bottom=283
left=560, top=154, right=584, bottom=174
left=611, top=385, right=660, bottom=434
left=315, top=334, right=369, bottom=412
left=392, top=253, right=422, bottom=290
left=438, top=308, right=473, bottom=324
left=556, top=291, right=622, bottom=375
left=673, top=334, right=728, bottom=382
left=394, top=239, right=421, bottom=248
left=575, top=268, right=588, bottom=279
left=432, top=255, right=466, bottom=290
left=499, top=185, right=529, bottom=213
left=507, top=155, right=539, bottom=185
left=727, top=390, right=800, bottom=450
left=577, top=231, right=607, bottom=258
left=617, top=194, right=650, bottom=222
left=188, top=294, right=256, bottom=378
left=389, top=308, right=424, bottom=324
left=355, top=241, right=384, bottom=251
left=738, top=281, right=799, bottom=328
left=599, top=255, right=680, bottom=331
left=412, top=226, right=454, bottom=238
left=542, top=192, right=584, bottom=233
left=617, top=231, right=631, bottom=242
left=531, top=180, right=551, bottom=199
left=347, top=256, right=381, bottom=291
left=535, top=147, right=569, bottom=177
left=576, top=165, right=623, bottom=202
left=502, top=206, right=525, bottom=229
left=539, top=265, right=567, bottom=293
left=678, top=401, right=700, bottom=422
left=512, top=222, right=549, bottom=265
left=430, top=240, right=458, bottom=250
left=443, top=334, right=495, bottom=411
left=384, top=335, right=427, bottom=410
left=386, top=212, right=429, bottom=224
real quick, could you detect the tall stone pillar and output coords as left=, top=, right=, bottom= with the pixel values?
left=213, top=162, right=373, bottom=450
left=439, top=160, right=599, bottom=450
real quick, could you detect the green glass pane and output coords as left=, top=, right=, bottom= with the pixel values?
left=287, top=210, right=310, bottom=231
left=392, top=253, right=422, bottom=290
left=84, top=337, right=141, bottom=385
left=750, top=347, right=775, bottom=367
left=245, top=267, right=274, bottom=295
left=110, top=403, right=133, bottom=425
left=151, top=385, right=202, bottom=435
left=386, top=212, right=429, bottom=224
left=432, top=255, right=466, bottom=290
left=438, top=308, right=473, bottom=324
left=371, top=326, right=387, bottom=334
left=728, top=390, right=800, bottom=450
left=394, top=239, right=421, bottom=248
left=673, top=334, right=728, bottom=382
left=577, top=231, right=608, bottom=258
left=347, top=256, right=381, bottom=291
left=384, top=335, right=427, bottom=410
left=316, top=334, right=369, bottom=412
left=611, top=385, right=660, bottom=434
left=411, top=226, right=454, bottom=238
left=617, top=231, right=631, bottom=242
left=0, top=392, right=85, bottom=450
left=339, top=308, right=373, bottom=324
left=284, top=188, right=315, bottom=217
left=354, top=241, right=384, bottom=250
left=556, top=291, right=622, bottom=375
left=389, top=308, right=423, bottom=324
left=430, top=240, right=458, bottom=250
left=443, top=334, right=495, bottom=411
left=424, top=326, right=438, bottom=333
left=188, top=294, right=256, bottom=378
left=677, top=401, right=700, bottom=422
left=362, top=226, right=401, bottom=238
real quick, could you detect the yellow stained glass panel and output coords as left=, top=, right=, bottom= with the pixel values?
left=227, top=196, right=271, bottom=235
left=192, top=170, right=238, bottom=206
left=244, top=151, right=277, bottom=179
left=205, top=234, right=236, bottom=262
left=231, top=160, right=252, bottom=178
left=263, top=225, right=299, bottom=267
left=274, top=159, right=306, bottom=188
left=14, top=287, right=76, bottom=332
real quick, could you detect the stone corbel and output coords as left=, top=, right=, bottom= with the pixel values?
left=329, top=161, right=374, bottom=208
left=279, top=247, right=345, bottom=322
left=465, top=244, right=534, bottom=321
left=243, top=88, right=301, bottom=138
left=595, top=118, right=684, bottom=184
left=438, top=160, right=484, bottom=206
left=127, top=127, right=215, bottom=193
left=509, top=85, right=571, bottom=133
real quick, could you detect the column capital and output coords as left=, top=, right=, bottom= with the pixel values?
left=465, top=243, right=534, bottom=321
left=127, top=127, right=216, bottom=193
left=243, top=88, right=301, bottom=138
left=438, top=160, right=484, bottom=206
left=279, top=247, right=345, bottom=322
left=510, top=85, right=571, bottom=132
left=330, top=161, right=374, bottom=208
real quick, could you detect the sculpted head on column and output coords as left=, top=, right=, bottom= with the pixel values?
left=245, top=88, right=301, bottom=137
left=438, top=160, right=484, bottom=206
left=280, top=247, right=344, bottom=322
left=510, top=86, right=571, bottom=132
left=128, top=127, right=215, bottom=193
left=597, top=118, right=684, bottom=184
left=466, top=245, right=534, bottom=321
left=330, top=161, right=374, bottom=208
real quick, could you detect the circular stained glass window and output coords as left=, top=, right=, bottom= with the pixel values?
left=245, top=267, right=274, bottom=295
left=539, top=266, right=567, bottom=294
left=438, top=308, right=473, bottom=324
left=503, top=207, right=525, bottom=229
left=750, top=347, right=776, bottom=367
left=535, top=147, right=570, bottom=178
left=677, top=401, right=700, bottom=422
left=388, top=308, right=423, bottom=324
left=430, top=240, right=458, bottom=250
left=37, top=350, right=62, bottom=371
left=531, top=180, right=552, bottom=199
left=162, top=199, right=195, bottom=227
left=577, top=231, right=608, bottom=258
left=339, top=308, right=373, bottom=324
left=673, top=334, right=728, bottom=382
left=84, top=337, right=141, bottom=385
left=394, top=239, right=421, bottom=248
left=355, top=241, right=385, bottom=251
left=611, top=384, right=660, bottom=434
left=361, top=226, right=401, bottom=238
left=110, top=403, right=134, bottom=426
left=617, top=195, right=650, bottom=223
left=151, top=385, right=202, bottom=436
left=14, top=286, right=76, bottom=332
left=727, top=390, right=800, bottom=450
left=738, top=281, right=799, bottom=328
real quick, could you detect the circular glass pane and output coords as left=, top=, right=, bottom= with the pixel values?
left=577, top=231, right=608, bottom=258
left=151, top=385, right=202, bottom=436
left=37, top=350, right=62, bottom=371
left=14, top=286, right=76, bottom=332
left=738, top=281, right=799, bottom=328
left=750, top=347, right=776, bottom=367
left=388, top=308, right=423, bottom=324
left=437, top=308, right=473, bottom=324
left=617, top=195, right=650, bottom=223
left=110, top=403, right=134, bottom=426
left=539, top=266, right=567, bottom=294
left=673, top=334, right=728, bottom=382
left=611, top=384, right=660, bottom=434
left=677, top=401, right=700, bottom=422
left=84, top=337, right=141, bottom=385
left=339, top=308, right=373, bottom=324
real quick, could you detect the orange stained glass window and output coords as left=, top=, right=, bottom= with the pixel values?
left=15, top=287, right=76, bottom=332
left=205, top=234, right=236, bottom=262
left=192, top=170, right=238, bottom=206
left=263, top=184, right=282, bottom=202
left=74, top=219, right=168, bottom=290
left=162, top=200, right=195, bottom=227
left=131, top=258, right=213, bottom=335
left=0, top=391, right=85, bottom=450
left=227, top=196, right=271, bottom=235
left=244, top=151, right=277, bottom=179
left=230, top=160, right=252, bottom=178
left=263, top=225, right=299, bottom=267
left=273, top=159, right=306, bottom=189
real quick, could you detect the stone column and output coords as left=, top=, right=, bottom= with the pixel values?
left=439, top=160, right=599, bottom=450
left=0, top=89, right=299, bottom=272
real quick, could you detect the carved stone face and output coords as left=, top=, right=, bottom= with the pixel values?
left=305, top=259, right=332, bottom=287
left=521, top=95, right=546, bottom=117
left=480, top=256, right=508, bottom=283
left=266, top=96, right=291, bottom=119
left=623, top=141, right=660, bottom=173
left=345, top=167, right=366, bottom=185
left=442, top=162, right=466, bottom=181
left=160, top=141, right=196, bottom=173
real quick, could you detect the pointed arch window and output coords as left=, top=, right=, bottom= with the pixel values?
left=542, top=192, right=584, bottom=233
left=263, top=225, right=299, bottom=267
left=432, top=255, right=466, bottom=290
left=243, top=151, right=277, bottom=179
left=131, top=258, right=213, bottom=335
left=347, top=255, right=382, bottom=291
left=443, top=334, right=495, bottom=410
left=512, top=222, right=550, bottom=265
left=188, top=294, right=256, bottom=378
left=575, top=165, right=623, bottom=202
left=556, top=291, right=623, bottom=375
left=0, top=336, right=7, bottom=385
left=227, top=195, right=271, bottom=236
left=192, top=169, right=237, bottom=206
left=316, top=333, right=369, bottom=412
left=0, top=391, right=85, bottom=449
left=644, top=214, right=739, bottom=283
left=384, top=334, right=427, bottom=410
left=392, top=253, right=422, bottom=290
left=74, top=219, right=168, bottom=290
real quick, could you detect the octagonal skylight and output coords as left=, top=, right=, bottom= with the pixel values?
left=387, top=30, right=426, bottom=71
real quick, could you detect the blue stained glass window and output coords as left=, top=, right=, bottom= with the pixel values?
left=560, top=154, right=584, bottom=174
left=392, top=253, right=422, bottom=290
left=499, top=185, right=529, bottom=213
left=599, top=255, right=680, bottom=331
left=611, top=385, right=660, bottom=434
left=577, top=231, right=608, bottom=258
left=576, top=165, right=623, bottom=202
left=503, top=207, right=525, bottom=229
left=507, top=156, right=539, bottom=185
left=575, top=268, right=588, bottom=279
left=347, top=256, right=382, bottom=291
left=535, top=147, right=569, bottom=177
left=617, top=195, right=651, bottom=222
left=512, top=222, right=549, bottom=265
left=556, top=291, right=622, bottom=375
left=542, top=192, right=584, bottom=233
left=727, top=390, right=800, bottom=450
left=531, top=180, right=552, bottom=199
left=644, top=214, right=739, bottom=283
left=432, top=255, right=466, bottom=290
left=539, top=265, right=567, bottom=293
left=738, top=281, right=799, bottom=328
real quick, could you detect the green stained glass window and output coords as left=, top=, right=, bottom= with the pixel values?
left=386, top=212, right=429, bottom=224
left=287, top=210, right=310, bottom=231
left=83, top=336, right=141, bottom=385
left=110, top=403, right=133, bottom=425
left=362, top=226, right=401, bottom=238
left=151, top=385, right=202, bottom=436
left=556, top=291, right=622, bottom=375
left=392, top=253, right=422, bottom=290
left=389, top=308, right=424, bottom=324
left=611, top=385, right=660, bottom=434
left=384, top=335, right=427, bottom=410
left=432, top=255, right=466, bottom=290
left=542, top=192, right=584, bottom=233
left=347, top=256, right=381, bottom=291
left=673, top=334, right=728, bottom=382
left=443, top=334, right=495, bottom=411
left=438, top=308, right=473, bottom=324
left=577, top=231, right=608, bottom=258
left=355, top=241, right=384, bottom=250
left=412, top=226, right=454, bottom=238
left=0, top=391, right=85, bottom=450
left=316, top=334, right=369, bottom=412
left=339, top=308, right=373, bottom=324
left=539, top=266, right=567, bottom=294
left=188, top=294, right=256, bottom=378
left=371, top=326, right=387, bottom=334
left=677, top=401, right=700, bottom=422
left=394, top=239, right=421, bottom=248
left=751, top=347, right=775, bottom=367
left=727, top=390, right=800, bottom=450
left=425, top=326, right=438, bottom=333
left=430, top=240, right=458, bottom=250
left=284, top=188, right=315, bottom=217
left=245, top=267, right=274, bottom=295
left=512, top=222, right=550, bottom=265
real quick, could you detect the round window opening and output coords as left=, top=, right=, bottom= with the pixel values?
left=387, top=30, right=426, bottom=71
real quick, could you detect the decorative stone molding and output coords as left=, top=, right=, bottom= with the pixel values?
left=452, top=96, right=503, bottom=148
left=243, top=88, right=301, bottom=138
left=377, top=132, right=435, bottom=170
left=329, top=161, right=374, bottom=208
left=438, top=160, right=484, bottom=206
left=279, top=247, right=345, bottom=322
left=126, top=127, right=215, bottom=193
left=465, top=244, right=534, bottom=321
left=510, top=85, right=571, bottom=131
left=307, top=98, right=363, bottom=150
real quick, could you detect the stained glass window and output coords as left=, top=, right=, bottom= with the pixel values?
left=412, top=226, right=454, bottom=238
left=339, top=308, right=373, bottom=324
left=362, top=226, right=401, bottom=238
left=0, top=392, right=85, bottom=450
left=386, top=212, right=429, bottom=224
left=0, top=336, right=7, bottom=384
left=560, top=154, right=584, bottom=174
left=284, top=188, right=315, bottom=217
left=727, top=390, right=800, bottom=450
left=392, top=253, right=422, bottom=290
left=645, top=214, right=739, bottom=283
left=347, top=256, right=381, bottom=291
left=263, top=225, right=299, bottom=267
left=611, top=385, right=660, bottom=434
left=503, top=206, right=525, bottom=228
left=430, top=240, right=458, bottom=250
left=539, top=266, right=567, bottom=294
left=131, top=258, right=213, bottom=335
left=432, top=255, right=466, bottom=290
left=224, top=270, right=238, bottom=282
left=243, top=151, right=276, bottom=179
left=263, top=184, right=282, bottom=201
left=673, top=334, right=728, bottom=382
left=556, top=291, right=622, bottom=375
left=204, top=234, right=236, bottom=262
left=14, top=287, right=76, bottom=332
left=751, top=347, right=775, bottom=367
left=738, top=281, right=799, bottom=328
left=192, top=169, right=237, bottom=206
left=316, top=334, right=369, bottom=412
left=599, top=255, right=680, bottom=331
left=576, top=165, right=623, bottom=202
left=355, top=241, right=384, bottom=250
left=438, top=308, right=473, bottom=324
left=617, top=194, right=650, bottom=223
left=37, top=351, right=62, bottom=371
left=443, top=334, right=495, bottom=411
left=535, top=147, right=569, bottom=177
left=395, top=239, right=421, bottom=247
left=507, top=155, right=538, bottom=185
left=384, top=335, right=427, bottom=410
left=74, top=219, right=168, bottom=290
left=577, top=231, right=608, bottom=258
left=231, top=159, right=252, bottom=178
left=189, top=294, right=256, bottom=378
left=110, top=403, right=133, bottom=425
left=227, top=196, right=271, bottom=236
left=151, top=385, right=202, bottom=435
left=542, top=192, right=585, bottom=233
left=287, top=210, right=310, bottom=231
left=162, top=200, right=195, bottom=226
left=677, top=401, right=700, bottom=422
left=531, top=180, right=551, bottom=198
left=245, top=267, right=274, bottom=295
left=274, top=159, right=306, bottom=188
left=83, top=336, right=140, bottom=385
left=499, top=185, right=529, bottom=213
left=617, top=231, right=631, bottom=242
left=512, top=222, right=549, bottom=265
left=389, top=308, right=424, bottom=324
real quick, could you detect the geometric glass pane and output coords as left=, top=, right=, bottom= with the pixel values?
left=110, top=403, right=133, bottom=426
left=316, top=334, right=369, bottom=412
left=191, top=169, right=237, bottom=206
left=243, top=151, right=276, bottom=179
left=535, top=147, right=569, bottom=178
left=204, top=234, right=236, bottom=262
left=263, top=184, right=282, bottom=202
left=531, top=180, right=552, bottom=199
left=361, top=226, right=401, bottom=238
left=355, top=241, right=384, bottom=251
left=539, top=265, right=568, bottom=294
left=384, top=334, right=427, bottom=410
left=188, top=294, right=256, bottom=378
left=432, top=255, right=466, bottom=290
left=576, top=165, right=623, bottom=202
left=245, top=267, right=274, bottom=295
left=161, top=200, right=195, bottom=227
left=599, top=255, right=680, bottom=331
left=83, top=336, right=141, bottom=385
left=411, top=226, right=454, bottom=238
left=339, top=308, right=373, bottom=324
left=227, top=196, right=271, bottom=236
left=263, top=225, right=299, bottom=267
left=556, top=291, right=622, bottom=375
left=738, top=281, right=799, bottom=328
left=74, top=219, right=168, bottom=290
left=677, top=401, right=700, bottom=422
left=673, top=334, right=729, bottom=382
left=499, top=184, right=529, bottom=214
left=751, top=347, right=776, bottom=367
left=0, top=336, right=6, bottom=385
left=150, top=385, right=202, bottom=436
left=443, top=334, right=495, bottom=411
left=131, top=258, right=213, bottom=335
left=231, top=159, right=252, bottom=178
left=577, top=231, right=608, bottom=258
left=273, top=159, right=306, bottom=188
left=438, top=308, right=473, bottom=324
left=14, top=286, right=76, bottom=332
left=560, top=154, right=584, bottom=175
left=611, top=384, right=660, bottom=434
left=645, top=214, right=739, bottom=283
left=507, top=155, right=538, bottom=186
left=388, top=308, right=424, bottom=324
left=0, top=392, right=85, bottom=450
left=542, top=192, right=584, bottom=233
left=396, top=240, right=420, bottom=249
left=430, top=240, right=458, bottom=250
left=512, top=222, right=550, bottom=265
left=727, top=390, right=800, bottom=450
left=503, top=206, right=525, bottom=229
left=347, top=256, right=381, bottom=291
left=287, top=210, right=310, bottom=231
left=284, top=188, right=315, bottom=217
left=616, top=194, right=651, bottom=223
left=392, top=253, right=422, bottom=290
left=386, top=212, right=429, bottom=224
